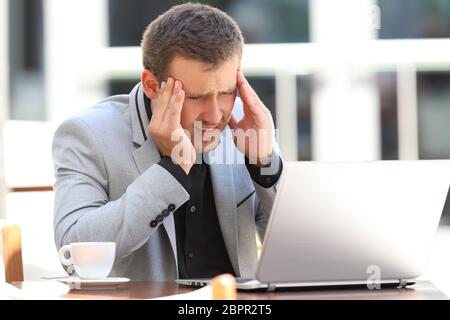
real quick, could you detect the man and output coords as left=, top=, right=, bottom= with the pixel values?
left=53, top=3, right=282, bottom=281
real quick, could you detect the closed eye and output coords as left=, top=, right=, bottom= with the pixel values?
left=187, top=90, right=235, bottom=100
left=221, top=89, right=237, bottom=96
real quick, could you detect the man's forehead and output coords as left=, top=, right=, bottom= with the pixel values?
left=181, top=81, right=236, bottom=96
left=167, top=55, right=239, bottom=94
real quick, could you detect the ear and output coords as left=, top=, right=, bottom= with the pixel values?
left=141, top=69, right=159, bottom=100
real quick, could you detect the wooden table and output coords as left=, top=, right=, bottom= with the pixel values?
left=24, top=280, right=445, bottom=300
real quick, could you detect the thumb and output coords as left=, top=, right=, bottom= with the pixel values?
left=228, top=113, right=238, bottom=129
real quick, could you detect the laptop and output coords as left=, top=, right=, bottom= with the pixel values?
left=176, top=160, right=450, bottom=291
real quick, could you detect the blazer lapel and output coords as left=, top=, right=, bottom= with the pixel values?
left=208, top=148, right=240, bottom=276
left=129, top=83, right=178, bottom=271
left=131, top=139, right=161, bottom=174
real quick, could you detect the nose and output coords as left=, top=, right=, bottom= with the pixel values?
left=201, top=97, right=222, bottom=126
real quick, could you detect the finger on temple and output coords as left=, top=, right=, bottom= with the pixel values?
left=158, top=77, right=175, bottom=110
left=228, top=112, right=238, bottom=129
left=168, top=85, right=185, bottom=123
left=237, top=71, right=256, bottom=106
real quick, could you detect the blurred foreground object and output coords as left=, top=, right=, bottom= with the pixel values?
left=211, top=273, right=237, bottom=300
left=0, top=222, right=24, bottom=283
left=1, top=281, right=70, bottom=300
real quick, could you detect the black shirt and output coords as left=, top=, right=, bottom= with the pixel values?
left=144, top=94, right=282, bottom=278
left=174, top=161, right=235, bottom=278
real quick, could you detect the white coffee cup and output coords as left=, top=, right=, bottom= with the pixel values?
left=58, top=242, right=116, bottom=279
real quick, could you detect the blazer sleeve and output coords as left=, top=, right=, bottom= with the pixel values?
left=52, top=117, right=190, bottom=260
left=230, top=96, right=284, bottom=241
left=253, top=151, right=283, bottom=241
left=251, top=114, right=284, bottom=241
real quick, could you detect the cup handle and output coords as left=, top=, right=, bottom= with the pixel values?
left=58, top=245, right=73, bottom=266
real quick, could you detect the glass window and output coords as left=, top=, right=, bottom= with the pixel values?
left=109, top=79, right=139, bottom=97
left=297, top=75, right=312, bottom=161
left=378, top=0, right=450, bottom=39
left=417, top=71, right=450, bottom=159
left=377, top=72, right=399, bottom=160
left=108, top=0, right=309, bottom=46
left=416, top=71, right=450, bottom=224
left=8, top=0, right=45, bottom=120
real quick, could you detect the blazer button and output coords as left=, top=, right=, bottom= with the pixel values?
left=168, top=203, right=176, bottom=211
left=156, top=214, right=164, bottom=223
left=149, top=220, right=157, bottom=228
left=162, top=209, right=170, bottom=217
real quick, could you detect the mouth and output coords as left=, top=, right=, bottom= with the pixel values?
left=194, top=123, right=222, bottom=141
left=201, top=126, right=219, bottom=132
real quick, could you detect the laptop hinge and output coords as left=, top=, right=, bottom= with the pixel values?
left=398, top=279, right=408, bottom=288
left=267, top=283, right=277, bottom=292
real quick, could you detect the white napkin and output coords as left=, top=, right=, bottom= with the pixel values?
left=0, top=281, right=71, bottom=300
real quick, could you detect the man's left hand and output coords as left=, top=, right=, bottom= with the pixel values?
left=228, top=70, right=273, bottom=166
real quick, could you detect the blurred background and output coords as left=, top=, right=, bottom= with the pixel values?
left=1, top=0, right=450, bottom=293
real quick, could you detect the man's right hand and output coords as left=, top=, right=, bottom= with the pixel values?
left=148, top=77, right=196, bottom=174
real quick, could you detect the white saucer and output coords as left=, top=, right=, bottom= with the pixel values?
left=44, top=276, right=130, bottom=290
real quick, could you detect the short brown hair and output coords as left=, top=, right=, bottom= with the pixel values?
left=141, top=2, right=244, bottom=80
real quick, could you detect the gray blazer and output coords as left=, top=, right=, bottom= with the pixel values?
left=52, top=83, right=281, bottom=281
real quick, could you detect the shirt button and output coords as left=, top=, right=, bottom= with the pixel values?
left=168, top=204, right=176, bottom=211
left=156, top=215, right=164, bottom=223
left=190, top=205, right=197, bottom=213
left=187, top=251, right=194, bottom=259
left=162, top=209, right=170, bottom=217
left=149, top=220, right=157, bottom=228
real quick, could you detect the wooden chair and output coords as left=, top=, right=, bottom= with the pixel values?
left=0, top=223, right=24, bottom=283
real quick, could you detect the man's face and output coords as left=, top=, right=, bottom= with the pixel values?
left=163, top=55, right=239, bottom=152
